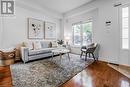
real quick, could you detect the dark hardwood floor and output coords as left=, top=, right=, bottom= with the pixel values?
left=0, top=66, right=12, bottom=87
left=0, top=61, right=130, bottom=87
left=61, top=61, right=130, bottom=87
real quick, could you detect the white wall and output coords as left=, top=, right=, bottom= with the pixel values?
left=0, top=1, right=63, bottom=48
left=0, top=17, right=3, bottom=48
left=63, top=0, right=130, bottom=65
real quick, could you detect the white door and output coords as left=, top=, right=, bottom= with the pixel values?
left=119, top=4, right=130, bottom=66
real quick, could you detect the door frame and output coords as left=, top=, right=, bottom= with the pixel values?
left=118, top=3, right=130, bottom=66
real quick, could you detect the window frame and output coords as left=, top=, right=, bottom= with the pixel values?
left=72, top=20, right=93, bottom=46
left=72, top=22, right=82, bottom=46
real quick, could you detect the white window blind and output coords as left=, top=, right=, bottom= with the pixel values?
left=122, top=7, right=129, bottom=49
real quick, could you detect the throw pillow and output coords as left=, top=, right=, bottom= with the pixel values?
left=40, top=41, right=49, bottom=48
left=48, top=42, right=52, bottom=48
left=23, top=42, right=34, bottom=50
left=52, top=41, right=57, bottom=48
left=34, top=41, right=42, bottom=50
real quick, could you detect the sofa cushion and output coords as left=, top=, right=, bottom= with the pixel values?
left=29, top=48, right=54, bottom=56
left=40, top=41, right=50, bottom=48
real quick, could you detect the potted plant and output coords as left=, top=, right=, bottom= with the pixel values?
left=57, top=40, right=64, bottom=46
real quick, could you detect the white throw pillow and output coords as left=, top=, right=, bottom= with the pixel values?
left=34, top=41, right=42, bottom=50
left=52, top=41, right=57, bottom=48
left=23, top=42, right=34, bottom=50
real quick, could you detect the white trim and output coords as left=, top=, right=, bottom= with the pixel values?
left=119, top=3, right=130, bottom=66
left=0, top=17, right=4, bottom=48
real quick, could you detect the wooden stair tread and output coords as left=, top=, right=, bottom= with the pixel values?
left=108, top=64, right=130, bottom=78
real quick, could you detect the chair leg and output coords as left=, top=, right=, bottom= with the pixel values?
left=97, top=57, right=98, bottom=61
left=89, top=53, right=91, bottom=58
left=80, top=51, right=83, bottom=58
left=85, top=53, right=88, bottom=61
left=92, top=53, right=95, bottom=61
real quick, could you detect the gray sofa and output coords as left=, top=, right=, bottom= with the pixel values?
left=21, top=41, right=57, bottom=63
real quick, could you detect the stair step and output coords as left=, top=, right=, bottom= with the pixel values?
left=108, top=64, right=130, bottom=78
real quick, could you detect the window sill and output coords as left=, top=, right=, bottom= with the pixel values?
left=121, top=49, right=130, bottom=51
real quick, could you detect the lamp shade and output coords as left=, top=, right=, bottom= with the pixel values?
left=65, top=36, right=70, bottom=41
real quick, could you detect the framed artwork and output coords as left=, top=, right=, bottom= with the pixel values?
left=45, top=22, right=56, bottom=40
left=28, top=18, right=44, bottom=39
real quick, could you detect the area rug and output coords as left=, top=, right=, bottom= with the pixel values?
left=10, top=54, right=94, bottom=87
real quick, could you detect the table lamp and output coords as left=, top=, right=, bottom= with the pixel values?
left=65, top=36, right=70, bottom=45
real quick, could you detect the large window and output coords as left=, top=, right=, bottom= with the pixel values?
left=121, top=7, right=129, bottom=49
left=72, top=21, right=92, bottom=46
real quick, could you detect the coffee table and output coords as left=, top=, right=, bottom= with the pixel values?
left=51, top=48, right=70, bottom=61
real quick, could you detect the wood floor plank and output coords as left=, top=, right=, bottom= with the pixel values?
left=61, top=61, right=130, bottom=87
left=0, top=66, right=12, bottom=87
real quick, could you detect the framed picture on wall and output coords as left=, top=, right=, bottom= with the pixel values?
left=44, top=22, right=56, bottom=40
left=28, top=18, right=44, bottom=39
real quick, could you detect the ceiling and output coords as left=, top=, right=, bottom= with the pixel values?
left=24, top=0, right=94, bottom=14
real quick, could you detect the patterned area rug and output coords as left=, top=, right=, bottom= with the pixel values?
left=10, top=54, right=94, bottom=87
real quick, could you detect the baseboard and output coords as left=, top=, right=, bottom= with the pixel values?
left=70, top=54, right=130, bottom=67
left=108, top=62, right=119, bottom=66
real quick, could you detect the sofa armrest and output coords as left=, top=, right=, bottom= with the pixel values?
left=21, top=47, right=29, bottom=63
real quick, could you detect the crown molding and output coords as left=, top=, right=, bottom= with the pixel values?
left=63, top=0, right=96, bottom=18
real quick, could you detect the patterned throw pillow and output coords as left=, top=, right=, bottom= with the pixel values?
left=51, top=41, right=57, bottom=48
left=23, top=42, right=34, bottom=50
left=48, top=42, right=52, bottom=48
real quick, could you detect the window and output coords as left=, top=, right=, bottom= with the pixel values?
left=73, top=23, right=81, bottom=45
left=121, top=7, right=129, bottom=49
left=72, top=21, right=92, bottom=46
